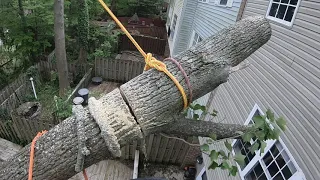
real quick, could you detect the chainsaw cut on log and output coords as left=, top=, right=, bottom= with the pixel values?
left=0, top=16, right=271, bottom=180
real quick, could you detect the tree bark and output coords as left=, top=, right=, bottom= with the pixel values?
left=77, top=0, right=89, bottom=63
left=161, top=117, right=252, bottom=140
left=54, top=0, right=70, bottom=95
left=18, top=0, right=26, bottom=30
left=120, top=16, right=271, bottom=135
left=0, top=16, right=271, bottom=180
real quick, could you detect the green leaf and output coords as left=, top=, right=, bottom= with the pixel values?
left=260, top=141, right=267, bottom=154
left=255, top=131, right=265, bottom=141
left=276, top=117, right=286, bottom=131
left=253, top=115, right=265, bottom=127
left=193, top=104, right=206, bottom=112
left=210, top=133, right=217, bottom=141
left=242, top=132, right=253, bottom=142
left=272, top=128, right=281, bottom=140
left=210, top=150, right=219, bottom=161
left=220, top=160, right=230, bottom=170
left=182, top=109, right=188, bottom=116
left=230, top=166, right=238, bottom=176
left=200, top=144, right=210, bottom=152
left=193, top=114, right=199, bottom=120
left=234, top=153, right=246, bottom=167
left=266, top=109, right=275, bottom=122
left=250, top=142, right=260, bottom=153
left=219, top=150, right=227, bottom=159
left=209, top=161, right=219, bottom=170
left=224, top=140, right=232, bottom=151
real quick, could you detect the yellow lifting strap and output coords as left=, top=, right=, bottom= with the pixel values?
left=98, top=0, right=189, bottom=109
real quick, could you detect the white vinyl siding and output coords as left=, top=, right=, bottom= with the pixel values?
left=167, top=0, right=185, bottom=56
left=188, top=0, right=241, bottom=48
left=202, top=0, right=320, bottom=179
left=169, top=0, right=241, bottom=56
left=266, top=0, right=302, bottom=27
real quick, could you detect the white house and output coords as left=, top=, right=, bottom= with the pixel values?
left=167, top=0, right=320, bottom=179
left=166, top=0, right=244, bottom=57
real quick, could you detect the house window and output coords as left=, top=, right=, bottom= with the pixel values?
left=190, top=31, right=203, bottom=47
left=215, top=0, right=234, bottom=7
left=196, top=167, right=207, bottom=180
left=201, top=172, right=208, bottom=180
left=266, top=0, right=301, bottom=26
left=219, top=0, right=228, bottom=5
left=171, top=14, right=178, bottom=39
left=232, top=104, right=305, bottom=180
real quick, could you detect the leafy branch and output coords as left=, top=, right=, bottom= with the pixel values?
left=189, top=104, right=287, bottom=177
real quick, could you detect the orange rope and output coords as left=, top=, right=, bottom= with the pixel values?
left=83, top=169, right=89, bottom=180
left=98, top=0, right=189, bottom=109
left=28, top=130, right=48, bottom=180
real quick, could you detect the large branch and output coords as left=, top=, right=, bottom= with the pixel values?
left=0, top=16, right=271, bottom=180
left=162, top=117, right=252, bottom=140
left=120, top=16, right=271, bottom=135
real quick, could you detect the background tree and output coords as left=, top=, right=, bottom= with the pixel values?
left=54, top=0, right=70, bottom=95
left=77, top=0, right=89, bottom=63
left=114, top=0, right=163, bottom=17
left=0, top=0, right=54, bottom=85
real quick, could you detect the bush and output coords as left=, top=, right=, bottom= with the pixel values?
left=53, top=96, right=72, bottom=121
left=50, top=71, right=59, bottom=87
left=88, top=22, right=120, bottom=61
left=21, top=93, right=36, bottom=103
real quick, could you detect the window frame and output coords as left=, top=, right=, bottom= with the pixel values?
left=189, top=31, right=203, bottom=48
left=198, top=0, right=208, bottom=3
left=214, top=0, right=234, bottom=8
left=196, top=166, right=207, bottom=180
left=265, top=0, right=302, bottom=27
left=232, top=104, right=305, bottom=180
left=170, top=14, right=178, bottom=39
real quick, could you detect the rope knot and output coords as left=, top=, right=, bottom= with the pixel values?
left=144, top=53, right=166, bottom=71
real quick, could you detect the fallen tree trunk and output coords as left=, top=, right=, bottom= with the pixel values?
left=0, top=16, right=271, bottom=180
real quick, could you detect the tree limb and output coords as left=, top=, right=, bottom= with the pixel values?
left=120, top=16, right=271, bottom=135
left=161, top=117, right=252, bottom=140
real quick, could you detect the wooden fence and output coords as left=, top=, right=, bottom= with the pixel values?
left=0, top=73, right=29, bottom=106
left=38, top=60, right=90, bottom=74
left=127, top=26, right=167, bottom=39
left=0, top=61, right=92, bottom=144
left=95, top=57, right=145, bottom=83
left=0, top=114, right=53, bottom=145
left=67, top=68, right=94, bottom=101
left=0, top=63, right=40, bottom=115
left=120, top=134, right=197, bottom=166
left=119, top=34, right=167, bottom=56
